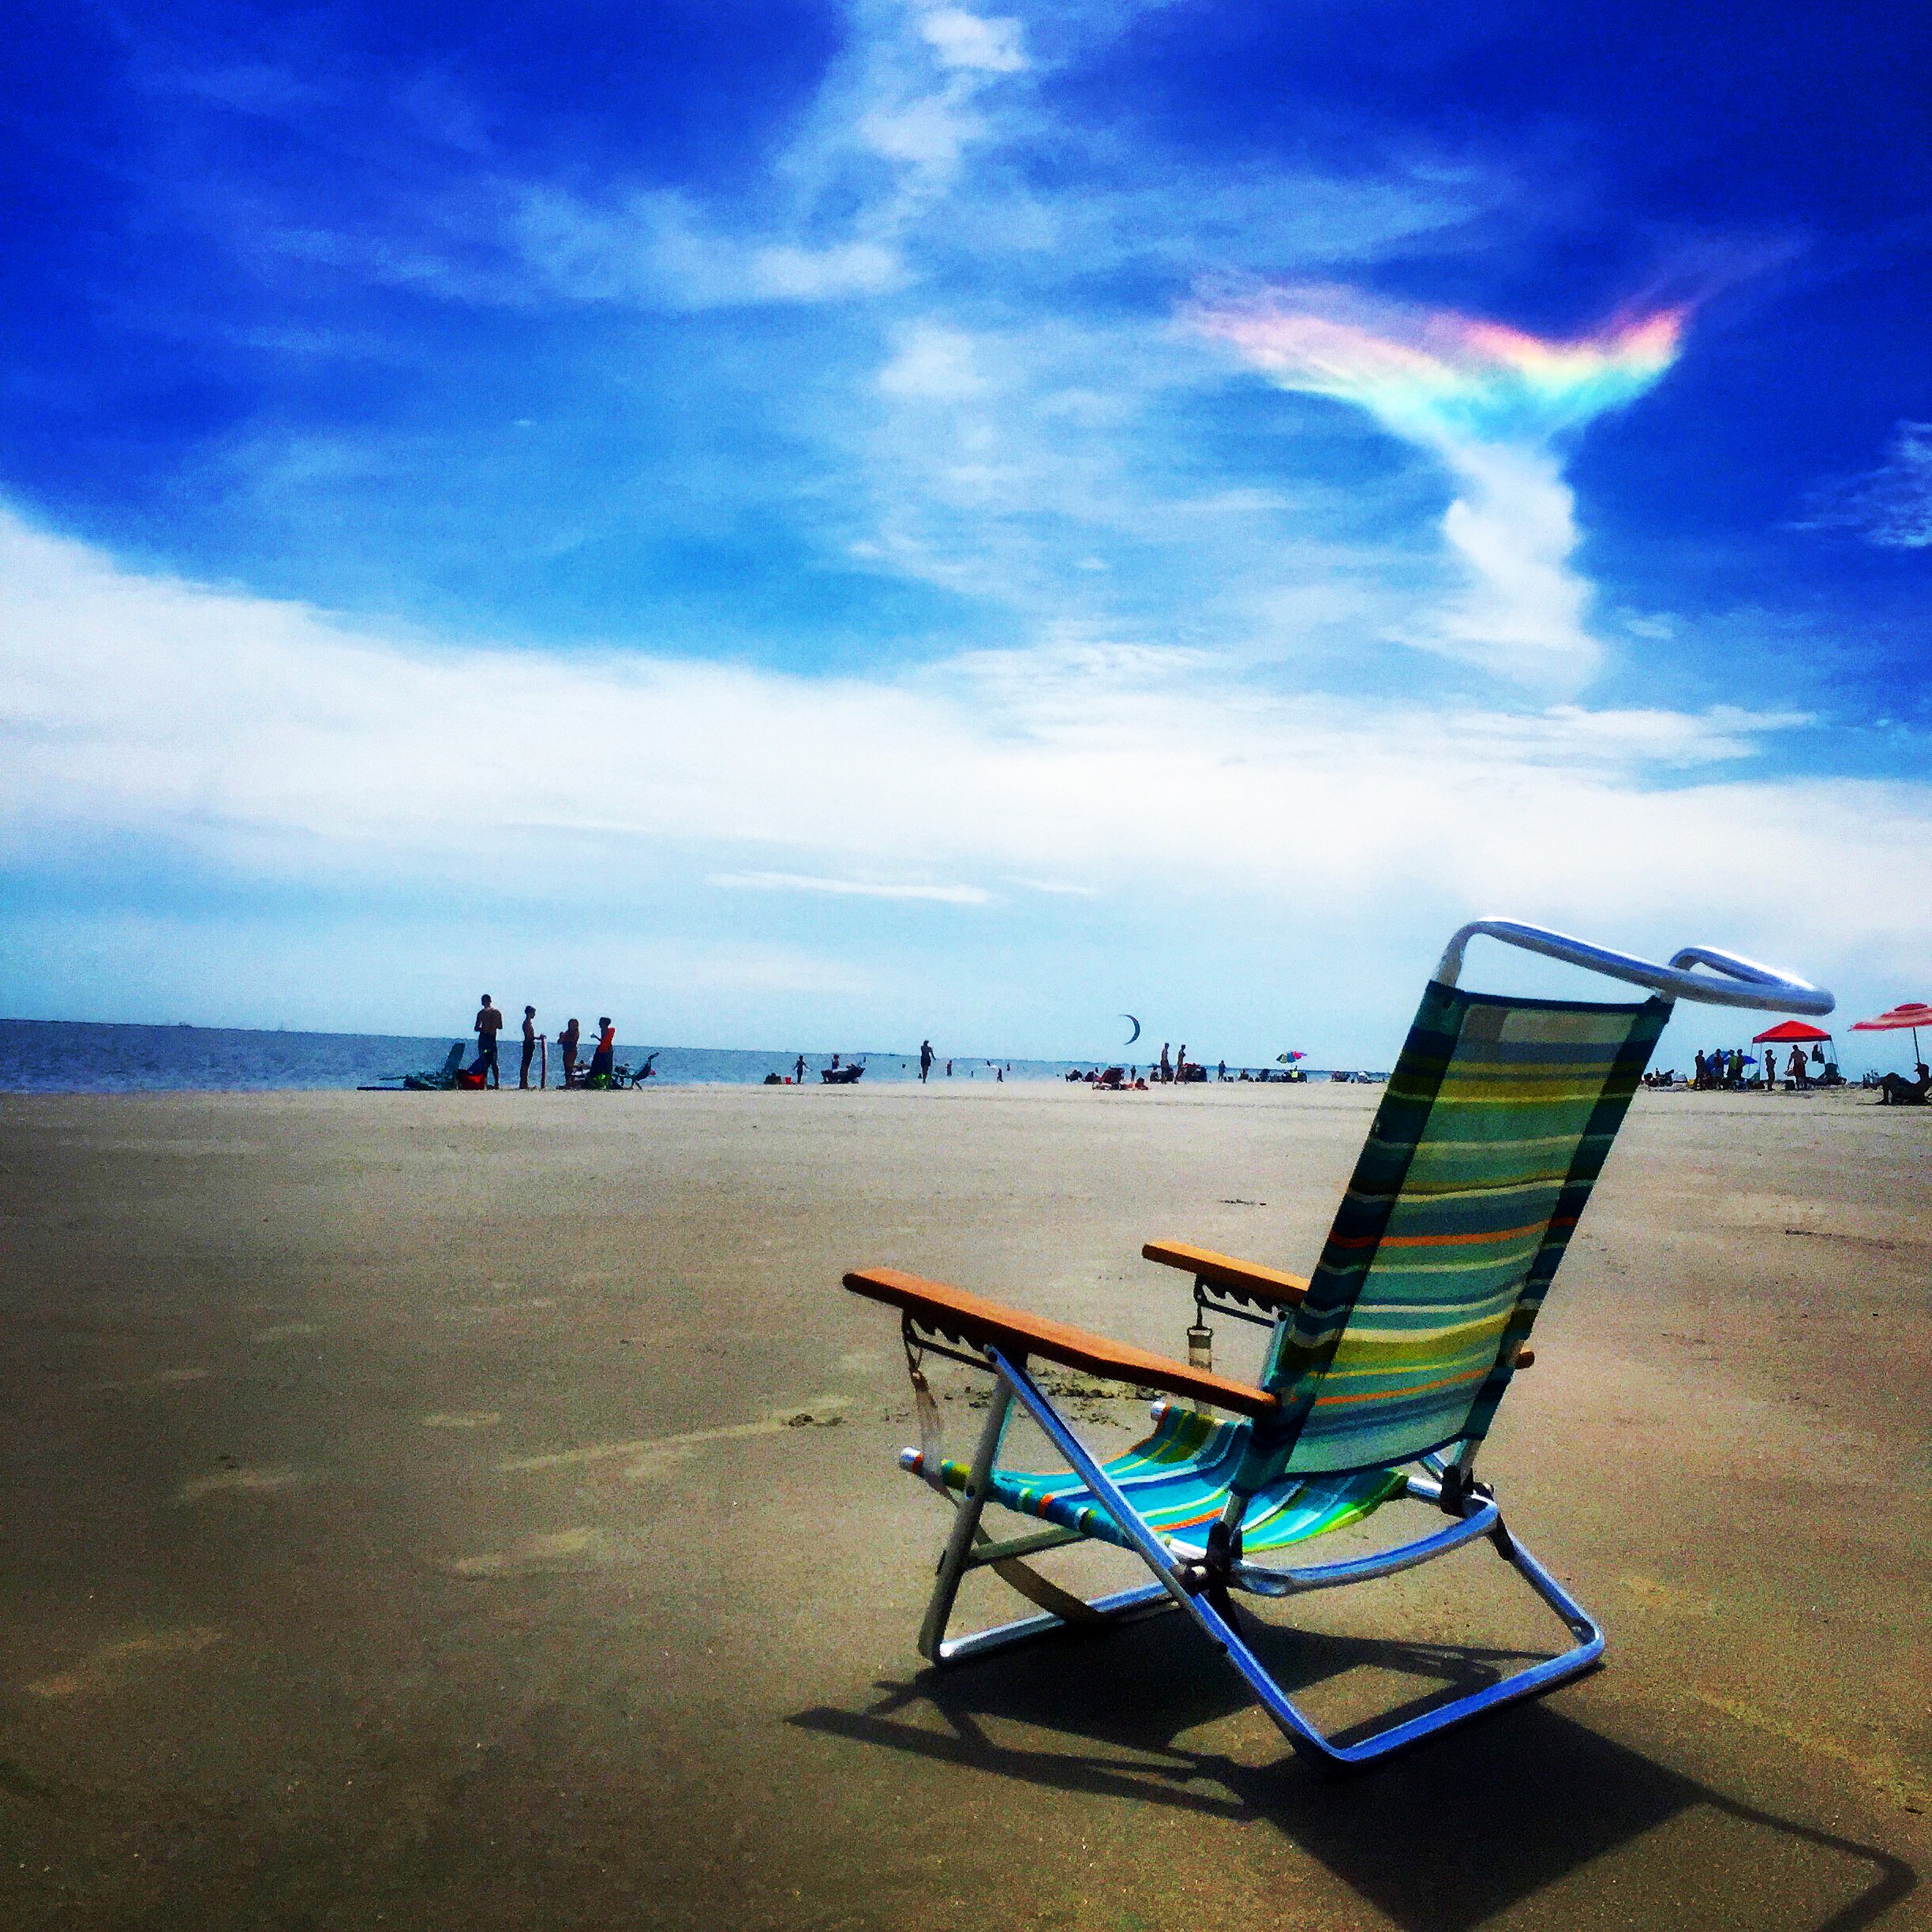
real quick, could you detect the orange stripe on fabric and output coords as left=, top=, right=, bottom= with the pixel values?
left=1312, top=1366, right=1487, bottom=1409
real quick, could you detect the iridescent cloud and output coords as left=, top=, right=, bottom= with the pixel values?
left=1189, top=284, right=1685, bottom=449
left=1189, top=285, right=1690, bottom=682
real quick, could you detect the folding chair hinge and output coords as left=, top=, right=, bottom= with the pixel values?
left=1437, top=1464, right=1495, bottom=1518
left=1178, top=1517, right=1245, bottom=1623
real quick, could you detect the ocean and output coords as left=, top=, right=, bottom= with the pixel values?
left=0, top=1019, right=1108, bottom=1094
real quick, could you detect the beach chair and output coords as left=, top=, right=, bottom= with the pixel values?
left=360, top=1043, right=465, bottom=1091
left=410, top=1043, right=466, bottom=1090
left=844, top=919, right=1833, bottom=1765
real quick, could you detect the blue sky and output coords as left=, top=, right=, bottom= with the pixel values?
left=2, top=0, right=1926, bottom=1063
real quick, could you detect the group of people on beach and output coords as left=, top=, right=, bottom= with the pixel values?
left=1065, top=1042, right=1321, bottom=1087
left=1700, top=1045, right=1829, bottom=1089
left=1651, top=1044, right=1844, bottom=1091
left=1063, top=1043, right=1231, bottom=1088
left=470, top=996, right=615, bottom=1089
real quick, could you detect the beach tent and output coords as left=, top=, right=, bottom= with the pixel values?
left=1750, top=1020, right=1831, bottom=1044
left=1752, top=1017, right=1837, bottom=1077
left=1852, top=1000, right=1930, bottom=1063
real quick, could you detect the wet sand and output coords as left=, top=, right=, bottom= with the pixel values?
left=0, top=1080, right=1926, bottom=1930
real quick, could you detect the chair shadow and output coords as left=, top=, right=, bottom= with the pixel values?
left=790, top=1609, right=1917, bottom=1932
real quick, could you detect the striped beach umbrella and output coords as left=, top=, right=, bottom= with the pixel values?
left=1852, top=1001, right=1931, bottom=1062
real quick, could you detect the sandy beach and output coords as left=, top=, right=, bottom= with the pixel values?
left=0, top=1080, right=1926, bottom=1930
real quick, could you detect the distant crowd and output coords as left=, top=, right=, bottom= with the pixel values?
left=1649, top=1044, right=1848, bottom=1091
left=1061, top=1041, right=1205, bottom=1088
left=1643, top=1043, right=1930, bottom=1103
left=1061, top=1043, right=1322, bottom=1088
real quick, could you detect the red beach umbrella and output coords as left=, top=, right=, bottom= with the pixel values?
left=1852, top=1001, right=1931, bottom=1062
left=1750, top=1020, right=1832, bottom=1045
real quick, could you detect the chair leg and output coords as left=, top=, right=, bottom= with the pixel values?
left=1197, top=1518, right=1605, bottom=1768
left=915, top=1377, right=1181, bottom=1664
left=916, top=1380, right=1011, bottom=1661
left=988, top=1346, right=1605, bottom=1768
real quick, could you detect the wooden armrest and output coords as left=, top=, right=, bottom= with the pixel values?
left=1141, top=1240, right=1309, bottom=1309
left=843, top=1267, right=1280, bottom=1420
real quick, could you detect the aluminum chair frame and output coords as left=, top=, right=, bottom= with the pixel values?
left=894, top=919, right=1831, bottom=1769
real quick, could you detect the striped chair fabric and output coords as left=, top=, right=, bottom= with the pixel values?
left=931, top=981, right=1665, bottom=1546
left=1251, top=982, right=1668, bottom=1481
left=908, top=1403, right=1405, bottom=1558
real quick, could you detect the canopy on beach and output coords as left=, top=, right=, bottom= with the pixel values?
left=1853, top=1001, right=1930, bottom=1058
left=1751, top=1020, right=1831, bottom=1045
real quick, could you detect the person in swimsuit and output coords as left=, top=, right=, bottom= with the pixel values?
left=474, top=995, right=504, bottom=1088
left=519, top=1005, right=538, bottom=1088
left=558, top=1018, right=581, bottom=1085
left=589, top=1017, right=616, bottom=1082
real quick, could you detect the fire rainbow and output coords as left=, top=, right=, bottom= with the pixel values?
left=1189, top=285, right=1686, bottom=449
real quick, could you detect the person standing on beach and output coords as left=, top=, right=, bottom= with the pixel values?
left=590, top=1018, right=616, bottom=1082
left=474, top=994, right=504, bottom=1089
left=1159, top=1042, right=1171, bottom=1083
left=919, top=1039, right=934, bottom=1083
left=794, top=1053, right=806, bottom=1084
left=519, top=1005, right=538, bottom=1088
left=559, top=1017, right=581, bottom=1086
left=1177, top=1043, right=1188, bottom=1083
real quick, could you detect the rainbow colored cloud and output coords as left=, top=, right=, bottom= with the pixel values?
left=1185, top=283, right=1691, bottom=682
left=1189, top=284, right=1685, bottom=449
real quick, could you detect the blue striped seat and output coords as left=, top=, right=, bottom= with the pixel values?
left=911, top=1403, right=1406, bottom=1557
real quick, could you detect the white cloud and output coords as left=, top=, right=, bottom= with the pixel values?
left=1797, top=421, right=1932, bottom=549
left=504, top=2, right=1041, bottom=313
left=920, top=10, right=1028, bottom=73
left=1620, top=611, right=1678, bottom=640
left=511, top=188, right=905, bottom=309
left=4, top=507, right=1929, bottom=1017
left=710, top=871, right=991, bottom=903
left=1426, top=444, right=1593, bottom=676
left=877, top=322, right=988, bottom=399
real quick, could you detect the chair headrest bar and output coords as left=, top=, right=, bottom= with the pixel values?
left=1434, top=918, right=1834, bottom=1016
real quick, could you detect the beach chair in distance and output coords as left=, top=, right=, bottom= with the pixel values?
left=843, top=919, right=1833, bottom=1766
left=410, top=1043, right=466, bottom=1090
left=358, top=1043, right=464, bottom=1091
